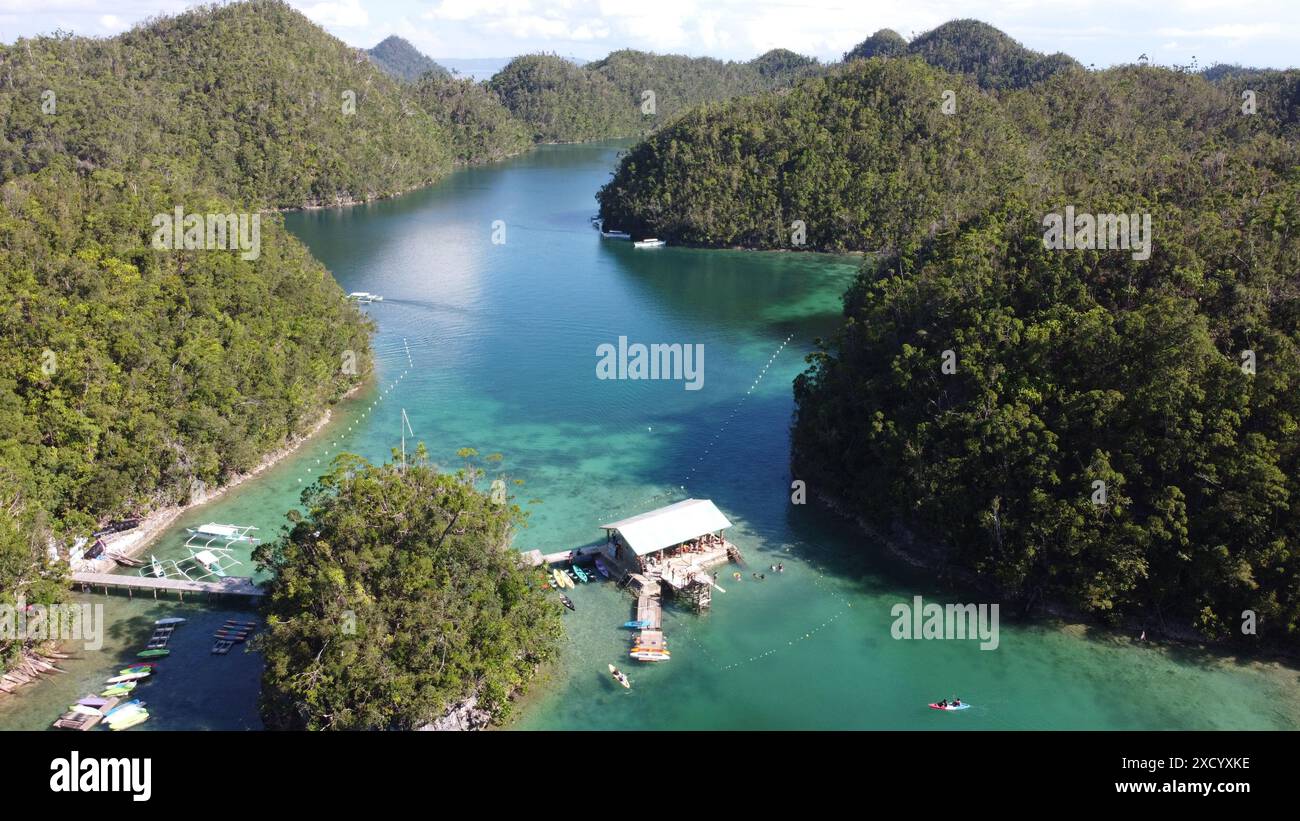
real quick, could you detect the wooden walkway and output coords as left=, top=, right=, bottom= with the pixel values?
left=71, top=572, right=264, bottom=599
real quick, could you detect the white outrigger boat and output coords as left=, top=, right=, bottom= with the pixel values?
left=185, top=523, right=259, bottom=546
left=186, top=547, right=239, bottom=579
left=347, top=291, right=383, bottom=303
left=138, top=523, right=253, bottom=582
left=633, top=238, right=666, bottom=248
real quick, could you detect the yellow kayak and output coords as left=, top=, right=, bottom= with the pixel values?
left=552, top=569, right=574, bottom=589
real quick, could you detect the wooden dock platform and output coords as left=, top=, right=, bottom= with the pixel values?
left=71, top=572, right=264, bottom=600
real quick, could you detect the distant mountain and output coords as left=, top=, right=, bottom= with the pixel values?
left=367, top=35, right=450, bottom=82
left=845, top=19, right=1079, bottom=89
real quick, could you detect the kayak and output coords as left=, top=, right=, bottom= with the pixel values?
left=119, top=666, right=154, bottom=676
left=594, top=557, right=611, bottom=579
left=106, top=672, right=150, bottom=684
left=551, top=569, right=572, bottom=589
left=109, top=710, right=149, bottom=730
left=100, top=682, right=137, bottom=697
left=623, top=620, right=652, bottom=629
left=154, top=617, right=186, bottom=626
left=103, top=699, right=144, bottom=718
left=608, top=664, right=630, bottom=689
left=559, top=595, right=575, bottom=611
left=572, top=565, right=589, bottom=583
left=928, top=703, right=971, bottom=711
left=137, top=649, right=170, bottom=658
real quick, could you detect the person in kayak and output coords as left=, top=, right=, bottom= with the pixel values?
left=953, top=698, right=962, bottom=707
left=938, top=699, right=948, bottom=708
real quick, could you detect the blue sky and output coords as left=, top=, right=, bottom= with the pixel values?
left=0, top=0, right=1296, bottom=68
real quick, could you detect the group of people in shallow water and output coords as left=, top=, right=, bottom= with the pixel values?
left=719, top=563, right=783, bottom=583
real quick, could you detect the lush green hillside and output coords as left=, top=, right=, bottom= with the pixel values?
left=0, top=161, right=373, bottom=678
left=366, top=34, right=450, bottom=82
left=843, top=28, right=907, bottom=61
left=487, top=54, right=638, bottom=142
left=412, top=74, right=531, bottom=164
left=845, top=19, right=1080, bottom=90
left=791, top=67, right=1300, bottom=646
left=0, top=1, right=411, bottom=669
left=0, top=0, right=454, bottom=209
left=488, top=48, right=820, bottom=142
left=256, top=454, right=563, bottom=729
left=597, top=58, right=1032, bottom=253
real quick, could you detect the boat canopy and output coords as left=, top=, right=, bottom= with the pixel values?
left=194, top=523, right=240, bottom=537
left=600, top=499, right=732, bottom=557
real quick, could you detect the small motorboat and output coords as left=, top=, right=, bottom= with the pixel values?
left=559, top=595, right=576, bottom=612
left=608, top=664, right=630, bottom=689
left=633, top=238, right=666, bottom=248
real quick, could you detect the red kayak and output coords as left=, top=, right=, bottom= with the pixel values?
left=929, top=702, right=971, bottom=711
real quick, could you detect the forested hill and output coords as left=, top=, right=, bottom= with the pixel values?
left=596, top=58, right=1033, bottom=255
left=785, top=67, right=1300, bottom=646
left=0, top=0, right=409, bottom=661
left=487, top=48, right=821, bottom=142
left=0, top=0, right=459, bottom=209
left=366, top=35, right=450, bottom=82
left=848, top=19, right=1080, bottom=90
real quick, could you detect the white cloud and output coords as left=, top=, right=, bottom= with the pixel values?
left=298, top=0, right=369, bottom=28
left=1156, top=23, right=1286, bottom=38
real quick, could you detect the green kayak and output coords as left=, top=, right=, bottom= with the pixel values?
left=136, top=649, right=170, bottom=658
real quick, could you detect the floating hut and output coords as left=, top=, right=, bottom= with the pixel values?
left=599, top=499, right=741, bottom=663
left=600, top=498, right=737, bottom=607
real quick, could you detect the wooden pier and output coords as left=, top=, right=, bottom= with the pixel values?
left=71, top=572, right=264, bottom=600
